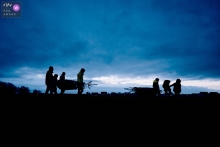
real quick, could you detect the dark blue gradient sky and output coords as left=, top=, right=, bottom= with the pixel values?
left=1, top=0, right=220, bottom=93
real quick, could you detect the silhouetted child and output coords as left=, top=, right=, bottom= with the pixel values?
left=170, top=79, right=181, bottom=96
left=162, top=80, right=172, bottom=96
left=53, top=74, right=58, bottom=94
left=153, top=78, right=160, bottom=96
left=59, top=72, right=65, bottom=94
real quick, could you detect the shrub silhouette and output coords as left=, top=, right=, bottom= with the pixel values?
left=0, top=81, right=41, bottom=95
left=0, top=81, right=17, bottom=94
left=18, top=86, right=30, bottom=94
left=33, top=89, right=42, bottom=95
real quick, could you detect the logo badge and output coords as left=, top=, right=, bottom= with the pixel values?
left=13, top=4, right=20, bottom=12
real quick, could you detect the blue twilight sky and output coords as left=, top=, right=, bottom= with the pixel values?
left=0, top=0, right=220, bottom=94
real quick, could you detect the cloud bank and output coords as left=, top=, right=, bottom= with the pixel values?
left=1, top=0, right=220, bottom=93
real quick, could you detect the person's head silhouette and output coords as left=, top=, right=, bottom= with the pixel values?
left=81, top=68, right=85, bottom=73
left=49, top=66, right=54, bottom=71
left=61, top=72, right=65, bottom=76
left=176, top=79, right=181, bottom=83
left=54, top=74, right=58, bottom=78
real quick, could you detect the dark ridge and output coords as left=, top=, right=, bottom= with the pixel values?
left=3, top=95, right=220, bottom=146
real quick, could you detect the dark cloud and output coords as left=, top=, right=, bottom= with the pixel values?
left=0, top=74, right=4, bottom=78
left=1, top=0, right=220, bottom=93
left=0, top=5, right=89, bottom=69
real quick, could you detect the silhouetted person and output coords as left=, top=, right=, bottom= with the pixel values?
left=59, top=72, right=66, bottom=94
left=153, top=78, right=160, bottom=96
left=52, top=74, right=58, bottom=94
left=170, top=79, right=181, bottom=96
left=45, top=66, right=54, bottom=94
left=77, top=68, right=85, bottom=95
left=163, top=80, right=172, bottom=96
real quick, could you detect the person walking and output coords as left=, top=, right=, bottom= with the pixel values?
left=163, top=80, right=172, bottom=96
left=45, top=66, right=54, bottom=94
left=170, top=79, right=181, bottom=96
left=77, top=68, right=85, bottom=95
left=59, top=72, right=66, bottom=94
left=153, top=78, right=160, bottom=96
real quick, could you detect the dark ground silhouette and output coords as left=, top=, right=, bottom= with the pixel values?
left=3, top=94, right=220, bottom=146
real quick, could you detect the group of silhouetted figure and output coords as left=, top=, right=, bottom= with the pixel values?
left=45, top=66, right=85, bottom=95
left=153, top=78, right=181, bottom=96
left=45, top=66, right=181, bottom=96
left=45, top=66, right=65, bottom=95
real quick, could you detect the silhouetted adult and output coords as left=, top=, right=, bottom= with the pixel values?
left=59, top=72, right=66, bottom=94
left=170, top=79, right=181, bottom=96
left=163, top=80, right=172, bottom=96
left=153, top=78, right=160, bottom=96
left=45, top=66, right=54, bottom=94
left=53, top=74, right=58, bottom=94
left=77, top=68, right=85, bottom=95
left=60, top=72, right=65, bottom=80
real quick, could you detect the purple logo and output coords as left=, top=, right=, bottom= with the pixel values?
left=13, top=4, right=20, bottom=12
